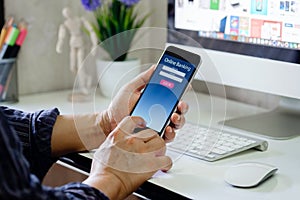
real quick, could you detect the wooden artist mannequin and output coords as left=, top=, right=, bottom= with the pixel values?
left=56, top=7, right=98, bottom=100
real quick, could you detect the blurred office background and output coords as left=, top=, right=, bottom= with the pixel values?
left=3, top=0, right=279, bottom=189
left=4, top=0, right=279, bottom=108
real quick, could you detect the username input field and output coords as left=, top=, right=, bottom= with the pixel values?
left=159, top=71, right=183, bottom=83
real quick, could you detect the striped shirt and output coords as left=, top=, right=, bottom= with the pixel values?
left=0, top=106, right=108, bottom=200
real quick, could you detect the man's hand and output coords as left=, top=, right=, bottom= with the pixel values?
left=84, top=116, right=172, bottom=200
left=100, top=65, right=189, bottom=142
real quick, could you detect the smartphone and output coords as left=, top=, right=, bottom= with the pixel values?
left=130, top=46, right=201, bottom=136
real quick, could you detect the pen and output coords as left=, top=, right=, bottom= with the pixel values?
left=7, top=21, right=28, bottom=58
left=0, top=17, right=14, bottom=50
left=0, top=25, right=20, bottom=59
left=0, top=27, right=7, bottom=51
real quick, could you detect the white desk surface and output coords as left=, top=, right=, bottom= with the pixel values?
left=3, top=90, right=300, bottom=200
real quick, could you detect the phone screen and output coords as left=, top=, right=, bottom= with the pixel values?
left=131, top=46, right=200, bottom=135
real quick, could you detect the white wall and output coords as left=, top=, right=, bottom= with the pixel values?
left=5, top=0, right=80, bottom=94
left=4, top=0, right=167, bottom=95
left=5, top=0, right=275, bottom=108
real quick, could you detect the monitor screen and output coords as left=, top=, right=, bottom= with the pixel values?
left=167, top=0, right=300, bottom=99
left=168, top=0, right=300, bottom=64
left=167, top=0, right=300, bottom=139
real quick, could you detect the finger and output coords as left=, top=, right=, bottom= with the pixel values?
left=166, top=101, right=188, bottom=131
left=163, top=126, right=176, bottom=143
left=170, top=113, right=181, bottom=126
left=177, top=101, right=189, bottom=115
left=170, top=113, right=186, bottom=129
left=141, top=132, right=166, bottom=152
left=117, top=116, right=146, bottom=137
left=156, top=156, right=173, bottom=172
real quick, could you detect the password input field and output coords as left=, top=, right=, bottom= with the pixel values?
left=162, top=65, right=186, bottom=77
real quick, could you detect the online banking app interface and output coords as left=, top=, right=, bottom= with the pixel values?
left=131, top=53, right=196, bottom=133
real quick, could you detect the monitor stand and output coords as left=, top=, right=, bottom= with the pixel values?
left=221, top=97, right=300, bottom=140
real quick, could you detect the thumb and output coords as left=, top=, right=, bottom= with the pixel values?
left=127, top=65, right=156, bottom=92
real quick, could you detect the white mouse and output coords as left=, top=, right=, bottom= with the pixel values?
left=224, top=162, right=278, bottom=188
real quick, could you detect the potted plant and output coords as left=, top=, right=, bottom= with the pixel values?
left=81, top=0, right=149, bottom=97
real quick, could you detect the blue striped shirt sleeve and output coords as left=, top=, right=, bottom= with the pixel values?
left=1, top=106, right=59, bottom=180
left=0, top=106, right=109, bottom=200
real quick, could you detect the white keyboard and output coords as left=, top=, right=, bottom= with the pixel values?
left=168, top=122, right=268, bottom=162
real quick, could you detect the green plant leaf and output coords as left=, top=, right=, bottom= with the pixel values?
left=83, top=0, right=150, bottom=61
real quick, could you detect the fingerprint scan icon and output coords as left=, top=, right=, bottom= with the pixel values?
left=148, top=104, right=167, bottom=132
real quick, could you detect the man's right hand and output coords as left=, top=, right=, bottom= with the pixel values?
left=83, top=116, right=172, bottom=200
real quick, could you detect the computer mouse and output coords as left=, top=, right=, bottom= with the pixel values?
left=224, top=162, right=278, bottom=188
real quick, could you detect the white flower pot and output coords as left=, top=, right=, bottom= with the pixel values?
left=96, top=59, right=141, bottom=98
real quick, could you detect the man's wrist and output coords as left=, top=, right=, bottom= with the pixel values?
left=84, top=172, right=125, bottom=200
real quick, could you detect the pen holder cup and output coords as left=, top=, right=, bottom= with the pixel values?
left=0, top=58, right=18, bottom=103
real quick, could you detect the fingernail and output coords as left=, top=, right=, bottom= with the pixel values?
left=138, top=120, right=147, bottom=127
left=182, top=103, right=189, bottom=113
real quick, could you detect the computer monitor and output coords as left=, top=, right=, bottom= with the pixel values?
left=167, top=0, right=300, bottom=139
